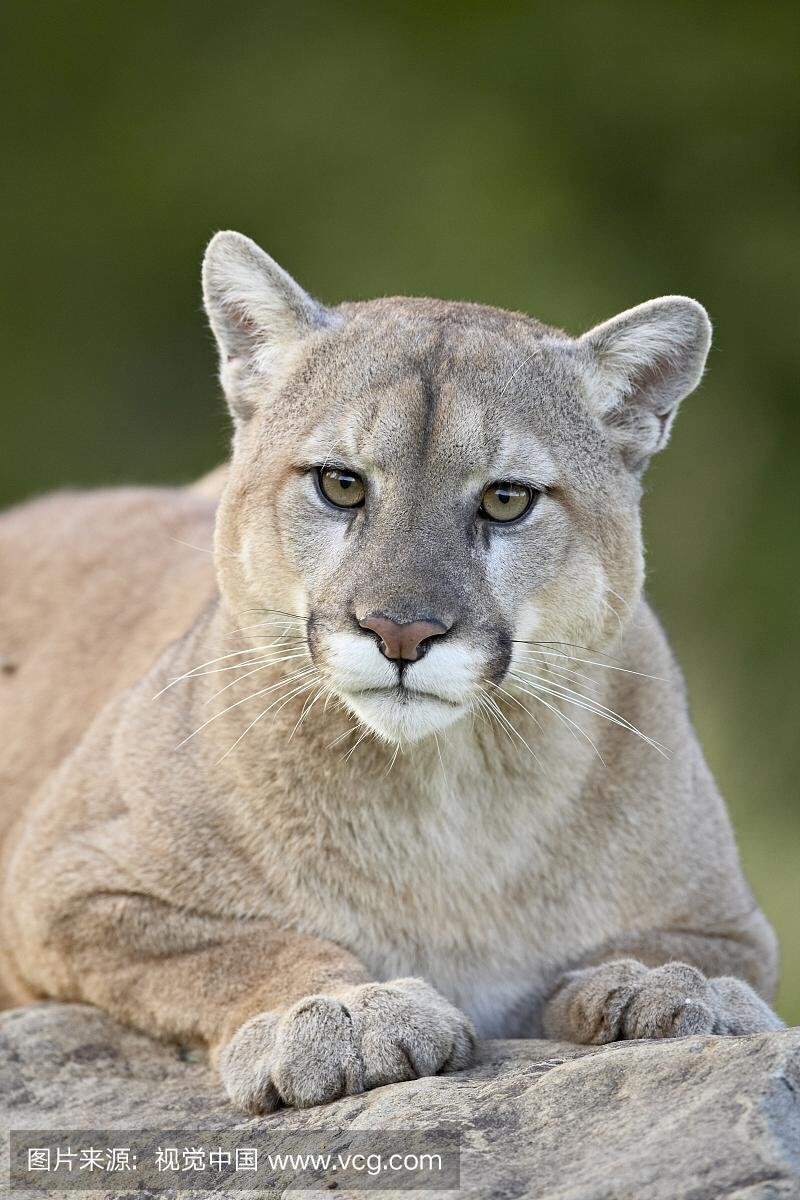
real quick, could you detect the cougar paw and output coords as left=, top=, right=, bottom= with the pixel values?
left=543, top=959, right=782, bottom=1045
left=218, top=977, right=476, bottom=1113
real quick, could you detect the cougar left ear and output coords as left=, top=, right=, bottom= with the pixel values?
left=579, top=296, right=712, bottom=471
left=202, top=231, right=330, bottom=417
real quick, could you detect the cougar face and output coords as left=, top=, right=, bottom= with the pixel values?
left=206, top=234, right=710, bottom=744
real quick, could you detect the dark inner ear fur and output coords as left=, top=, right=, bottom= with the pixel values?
left=600, top=365, right=679, bottom=472
left=229, top=391, right=257, bottom=423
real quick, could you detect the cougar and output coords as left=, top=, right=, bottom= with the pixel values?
left=0, top=232, right=782, bottom=1113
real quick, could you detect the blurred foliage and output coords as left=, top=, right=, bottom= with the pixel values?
left=1, top=2, right=798, bottom=1019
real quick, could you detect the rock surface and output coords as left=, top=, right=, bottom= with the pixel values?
left=1, top=1003, right=799, bottom=1199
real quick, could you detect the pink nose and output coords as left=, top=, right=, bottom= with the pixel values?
left=358, top=614, right=449, bottom=662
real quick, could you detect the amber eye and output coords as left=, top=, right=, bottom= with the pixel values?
left=480, top=480, right=536, bottom=523
left=317, top=466, right=366, bottom=509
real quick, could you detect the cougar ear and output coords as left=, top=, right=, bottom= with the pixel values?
left=202, top=231, right=329, bottom=415
left=579, top=297, right=712, bottom=471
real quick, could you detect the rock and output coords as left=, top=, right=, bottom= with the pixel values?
left=1, top=1003, right=799, bottom=1199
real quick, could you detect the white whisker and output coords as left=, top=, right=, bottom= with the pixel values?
left=480, top=689, right=543, bottom=768
left=327, top=724, right=359, bottom=750
left=606, top=585, right=633, bottom=616
left=499, top=349, right=542, bottom=398
left=475, top=694, right=509, bottom=743
left=168, top=536, right=241, bottom=561
left=509, top=668, right=667, bottom=756
left=175, top=667, right=317, bottom=749
left=498, top=680, right=605, bottom=765
left=433, top=731, right=450, bottom=796
left=205, top=652, right=310, bottom=703
left=384, top=742, right=402, bottom=776
left=226, top=619, right=307, bottom=637
left=514, top=644, right=668, bottom=683
left=164, top=645, right=306, bottom=686
left=153, top=643, right=285, bottom=699
left=343, top=726, right=372, bottom=763
left=288, top=685, right=327, bottom=742
left=600, top=594, right=625, bottom=636
left=216, top=677, right=320, bottom=763
left=513, top=652, right=602, bottom=693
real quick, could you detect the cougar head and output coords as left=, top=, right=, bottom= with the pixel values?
left=204, top=232, right=710, bottom=744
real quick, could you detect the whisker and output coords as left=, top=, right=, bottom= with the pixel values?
left=226, top=622, right=307, bottom=638
left=498, top=349, right=542, bottom=398
left=498, top=680, right=605, bottom=764
left=606, top=585, right=633, bottom=616
left=205, top=651, right=309, bottom=703
left=433, top=731, right=450, bottom=796
left=513, top=643, right=668, bottom=683
left=176, top=667, right=317, bottom=748
left=474, top=694, right=509, bottom=742
left=161, top=645, right=306, bottom=687
left=509, top=668, right=667, bottom=756
left=511, top=666, right=661, bottom=738
left=384, top=742, right=402, bottom=776
left=288, top=685, right=327, bottom=742
left=512, top=638, right=624, bottom=661
left=216, top=677, right=320, bottom=763
left=600, top=595, right=624, bottom=636
left=153, top=643, right=284, bottom=698
left=512, top=652, right=602, bottom=692
left=469, top=696, right=492, bottom=731
left=236, top=607, right=308, bottom=624
left=169, top=650, right=305, bottom=685
left=480, top=689, right=543, bottom=768
left=492, top=682, right=545, bottom=734
left=270, top=677, right=321, bottom=721
left=168, top=536, right=241, bottom=560
left=327, top=724, right=359, bottom=750
left=343, top=726, right=372, bottom=763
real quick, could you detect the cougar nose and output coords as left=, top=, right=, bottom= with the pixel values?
left=358, top=614, right=450, bottom=662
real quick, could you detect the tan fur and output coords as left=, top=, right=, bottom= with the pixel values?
left=0, top=233, right=781, bottom=1112
left=189, top=463, right=228, bottom=500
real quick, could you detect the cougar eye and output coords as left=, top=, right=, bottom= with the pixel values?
left=480, top=481, right=536, bottom=523
left=317, top=466, right=366, bottom=509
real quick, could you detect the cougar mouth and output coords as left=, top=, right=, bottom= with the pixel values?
left=339, top=682, right=470, bottom=743
left=353, top=685, right=463, bottom=708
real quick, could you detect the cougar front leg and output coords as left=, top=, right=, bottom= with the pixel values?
left=26, top=895, right=476, bottom=1112
left=542, top=927, right=782, bottom=1045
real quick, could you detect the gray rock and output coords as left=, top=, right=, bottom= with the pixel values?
left=1, top=1003, right=799, bottom=1199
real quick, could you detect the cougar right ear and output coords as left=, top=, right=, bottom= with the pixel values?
left=202, top=232, right=329, bottom=415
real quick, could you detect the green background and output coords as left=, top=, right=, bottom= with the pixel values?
left=2, top=3, right=798, bottom=1020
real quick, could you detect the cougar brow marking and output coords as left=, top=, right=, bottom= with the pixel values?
left=417, top=331, right=446, bottom=460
